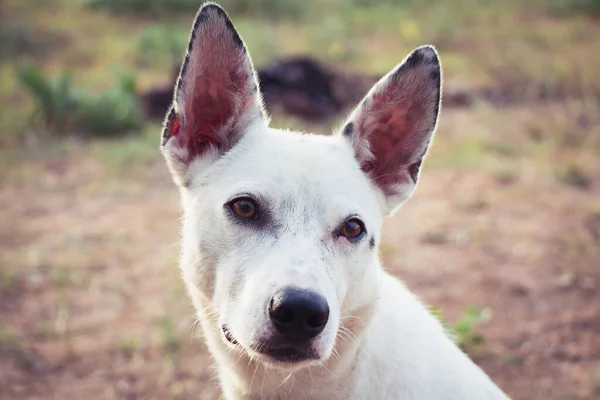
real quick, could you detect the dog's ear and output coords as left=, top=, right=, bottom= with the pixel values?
left=161, top=4, right=266, bottom=186
left=341, top=46, right=441, bottom=214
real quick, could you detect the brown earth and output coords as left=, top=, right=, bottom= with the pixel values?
left=1, top=108, right=599, bottom=400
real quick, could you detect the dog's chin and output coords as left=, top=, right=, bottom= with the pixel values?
left=221, top=326, right=323, bottom=368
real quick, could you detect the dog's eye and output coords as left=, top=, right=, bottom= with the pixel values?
left=340, top=218, right=364, bottom=239
left=230, top=198, right=257, bottom=219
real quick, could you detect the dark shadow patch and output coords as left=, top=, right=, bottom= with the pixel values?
left=408, top=159, right=423, bottom=184
left=0, top=25, right=70, bottom=62
left=256, top=57, right=377, bottom=122
left=343, top=122, right=354, bottom=138
left=161, top=106, right=177, bottom=146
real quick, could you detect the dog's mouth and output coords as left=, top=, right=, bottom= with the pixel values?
left=221, top=325, right=319, bottom=363
left=222, top=325, right=239, bottom=346
left=259, top=345, right=319, bottom=363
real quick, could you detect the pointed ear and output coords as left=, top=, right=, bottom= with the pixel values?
left=341, top=46, right=442, bottom=214
left=161, top=4, right=267, bottom=186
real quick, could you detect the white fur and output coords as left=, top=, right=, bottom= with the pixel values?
left=164, top=123, right=510, bottom=399
left=162, top=4, right=510, bottom=399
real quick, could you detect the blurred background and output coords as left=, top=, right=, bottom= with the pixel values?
left=1, top=0, right=599, bottom=399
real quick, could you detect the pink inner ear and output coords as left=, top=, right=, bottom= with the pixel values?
left=170, top=13, right=258, bottom=162
left=345, top=46, right=440, bottom=202
left=357, top=90, right=419, bottom=195
left=183, top=63, right=250, bottom=160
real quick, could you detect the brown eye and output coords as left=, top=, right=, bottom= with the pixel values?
left=340, top=218, right=364, bottom=239
left=230, top=198, right=257, bottom=219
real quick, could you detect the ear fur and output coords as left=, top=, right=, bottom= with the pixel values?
left=341, top=46, right=442, bottom=214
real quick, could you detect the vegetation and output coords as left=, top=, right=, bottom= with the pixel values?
left=17, top=67, right=142, bottom=137
left=86, top=0, right=202, bottom=16
left=137, top=26, right=187, bottom=67
left=87, top=0, right=314, bottom=18
left=0, top=325, right=36, bottom=370
left=550, top=0, right=600, bottom=16
left=1, top=0, right=599, bottom=398
left=430, top=306, right=490, bottom=352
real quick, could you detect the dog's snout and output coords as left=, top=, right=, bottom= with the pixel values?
left=269, top=287, right=329, bottom=342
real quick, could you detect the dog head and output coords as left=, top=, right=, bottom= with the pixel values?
left=162, top=4, right=441, bottom=370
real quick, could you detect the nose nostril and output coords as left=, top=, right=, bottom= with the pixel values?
left=273, top=308, right=295, bottom=325
left=306, top=313, right=327, bottom=330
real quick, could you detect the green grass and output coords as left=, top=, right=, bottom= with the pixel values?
left=137, top=25, right=188, bottom=68
left=0, top=324, right=37, bottom=369
left=453, top=306, right=490, bottom=350
left=86, top=0, right=202, bottom=16
left=159, top=315, right=180, bottom=359
left=556, top=163, right=592, bottom=189
left=549, top=0, right=600, bottom=16
left=17, top=66, right=143, bottom=137
left=90, top=123, right=162, bottom=169
left=429, top=306, right=491, bottom=352
left=86, top=0, right=316, bottom=19
left=1, top=0, right=599, bottom=180
left=116, top=336, right=143, bottom=357
left=0, top=268, right=24, bottom=295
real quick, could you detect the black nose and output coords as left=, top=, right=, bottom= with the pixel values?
left=268, top=287, right=329, bottom=343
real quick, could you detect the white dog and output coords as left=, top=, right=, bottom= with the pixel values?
left=161, top=3, right=511, bottom=399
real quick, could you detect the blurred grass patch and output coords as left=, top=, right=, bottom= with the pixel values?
left=87, top=0, right=316, bottom=19
left=116, top=336, right=143, bottom=357
left=548, top=0, right=600, bottom=16
left=0, top=324, right=37, bottom=370
left=137, top=25, right=188, bottom=67
left=0, top=267, right=24, bottom=296
left=429, top=305, right=490, bottom=351
left=427, top=136, right=490, bottom=170
left=90, top=123, right=162, bottom=168
left=159, top=315, right=180, bottom=360
left=0, top=24, right=67, bottom=61
left=555, top=163, right=591, bottom=189
left=17, top=67, right=143, bottom=138
left=86, top=0, right=202, bottom=16
left=454, top=306, right=490, bottom=350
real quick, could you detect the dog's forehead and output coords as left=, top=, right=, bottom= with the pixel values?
left=203, top=127, right=383, bottom=216
left=231, top=129, right=366, bottom=190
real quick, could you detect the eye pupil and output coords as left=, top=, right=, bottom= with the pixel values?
left=231, top=199, right=257, bottom=219
left=240, top=202, right=252, bottom=213
left=340, top=218, right=363, bottom=239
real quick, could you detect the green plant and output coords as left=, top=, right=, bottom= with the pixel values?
left=556, top=163, right=591, bottom=189
left=87, top=0, right=313, bottom=18
left=159, top=316, right=179, bottom=359
left=0, top=324, right=36, bottom=369
left=549, top=0, right=600, bottom=16
left=0, top=267, right=24, bottom=295
left=137, top=26, right=187, bottom=67
left=428, top=307, right=450, bottom=329
left=86, top=0, right=201, bottom=15
left=117, top=337, right=142, bottom=357
left=429, top=306, right=490, bottom=351
left=75, top=75, right=142, bottom=137
left=219, top=0, right=313, bottom=19
left=453, top=306, right=489, bottom=350
left=17, top=67, right=142, bottom=137
left=17, top=67, right=78, bottom=134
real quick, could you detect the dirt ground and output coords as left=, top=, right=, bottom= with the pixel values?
left=1, top=106, right=599, bottom=400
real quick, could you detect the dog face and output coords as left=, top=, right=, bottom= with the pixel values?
left=162, top=4, right=441, bottom=370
